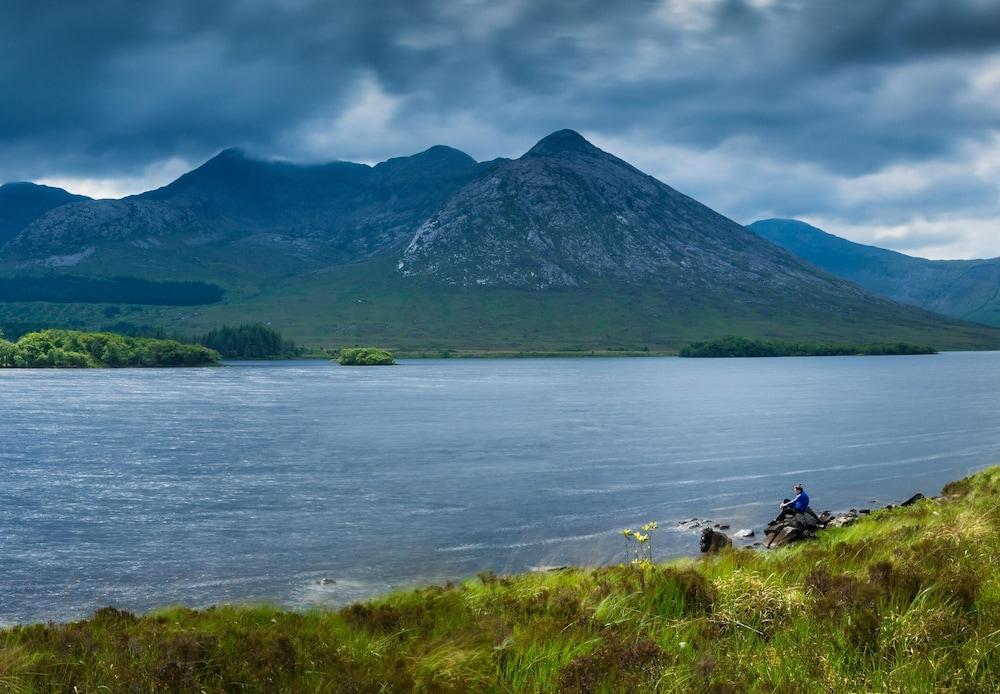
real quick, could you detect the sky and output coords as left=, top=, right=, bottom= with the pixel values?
left=3, top=0, right=1000, bottom=259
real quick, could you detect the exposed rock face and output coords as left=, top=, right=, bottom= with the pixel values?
left=399, top=130, right=863, bottom=296
left=0, top=182, right=89, bottom=249
left=4, top=199, right=224, bottom=267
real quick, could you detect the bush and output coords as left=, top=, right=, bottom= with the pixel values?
left=0, top=329, right=219, bottom=368
left=337, top=347, right=395, bottom=366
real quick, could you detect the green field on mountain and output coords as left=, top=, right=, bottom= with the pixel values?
left=3, top=254, right=1000, bottom=353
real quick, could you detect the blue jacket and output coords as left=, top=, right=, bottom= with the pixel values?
left=787, top=491, right=809, bottom=512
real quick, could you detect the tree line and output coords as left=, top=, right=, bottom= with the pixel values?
left=193, top=323, right=301, bottom=359
left=679, top=336, right=936, bottom=358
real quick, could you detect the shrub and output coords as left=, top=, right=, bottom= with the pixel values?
left=337, top=347, right=395, bottom=365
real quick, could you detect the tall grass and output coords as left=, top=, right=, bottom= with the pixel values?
left=5, top=467, right=1000, bottom=691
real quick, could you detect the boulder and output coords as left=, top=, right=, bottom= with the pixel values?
left=766, top=525, right=803, bottom=549
left=900, top=493, right=925, bottom=507
left=825, top=513, right=856, bottom=528
left=794, top=512, right=820, bottom=531
left=734, top=528, right=755, bottom=538
left=700, top=527, right=732, bottom=553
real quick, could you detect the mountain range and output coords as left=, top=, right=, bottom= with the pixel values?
left=0, top=182, right=89, bottom=248
left=1, top=131, right=998, bottom=352
left=750, top=219, right=1000, bottom=327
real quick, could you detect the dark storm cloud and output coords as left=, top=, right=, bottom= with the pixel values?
left=2, top=0, right=1000, bottom=256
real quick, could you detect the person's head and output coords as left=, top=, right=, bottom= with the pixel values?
left=794, top=483, right=804, bottom=493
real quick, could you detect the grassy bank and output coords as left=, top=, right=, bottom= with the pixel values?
left=4, top=468, right=1000, bottom=691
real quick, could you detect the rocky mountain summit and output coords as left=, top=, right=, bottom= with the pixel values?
left=399, top=130, right=849, bottom=292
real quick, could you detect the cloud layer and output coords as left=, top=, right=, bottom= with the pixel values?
left=3, top=0, right=1000, bottom=258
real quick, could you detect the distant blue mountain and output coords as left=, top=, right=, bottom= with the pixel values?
left=750, top=218, right=1000, bottom=326
left=0, top=182, right=89, bottom=248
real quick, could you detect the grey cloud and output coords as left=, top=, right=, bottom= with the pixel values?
left=2, top=0, right=1000, bottom=255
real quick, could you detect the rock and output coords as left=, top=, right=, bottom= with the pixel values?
left=818, top=511, right=833, bottom=525
left=793, top=512, right=820, bottom=531
left=319, top=578, right=336, bottom=586
left=859, top=509, right=871, bottom=515
left=901, top=493, right=925, bottom=507
left=530, top=565, right=568, bottom=573
left=734, top=528, right=755, bottom=538
left=678, top=518, right=707, bottom=531
left=766, top=525, right=803, bottom=549
left=825, top=514, right=856, bottom=528
left=700, top=528, right=732, bottom=553
left=719, top=524, right=730, bottom=530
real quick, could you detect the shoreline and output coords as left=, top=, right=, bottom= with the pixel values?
left=0, top=477, right=957, bottom=628
left=0, top=466, right=996, bottom=690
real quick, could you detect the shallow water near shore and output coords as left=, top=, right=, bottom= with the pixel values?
left=2, top=353, right=999, bottom=625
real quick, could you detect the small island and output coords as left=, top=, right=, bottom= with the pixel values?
left=336, top=347, right=396, bottom=366
left=679, top=336, right=936, bottom=358
left=0, top=329, right=219, bottom=367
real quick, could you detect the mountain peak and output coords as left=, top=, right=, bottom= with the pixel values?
left=524, top=129, right=601, bottom=158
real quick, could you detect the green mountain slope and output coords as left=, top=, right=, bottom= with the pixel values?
left=750, top=218, right=1000, bottom=326
left=2, top=135, right=1000, bottom=351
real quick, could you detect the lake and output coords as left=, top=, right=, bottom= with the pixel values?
left=2, top=353, right=999, bottom=625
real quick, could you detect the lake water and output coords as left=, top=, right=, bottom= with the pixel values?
left=3, top=353, right=999, bottom=625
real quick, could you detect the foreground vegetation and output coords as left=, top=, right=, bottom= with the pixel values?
left=3, top=467, right=1000, bottom=691
left=680, top=336, right=936, bottom=358
left=337, top=346, right=395, bottom=365
left=0, top=329, right=218, bottom=367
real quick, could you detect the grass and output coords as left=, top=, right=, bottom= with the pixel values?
left=4, top=467, right=1000, bottom=691
left=4, top=251, right=1000, bottom=352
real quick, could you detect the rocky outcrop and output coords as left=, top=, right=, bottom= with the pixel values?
left=700, top=528, right=732, bottom=554
left=761, top=494, right=926, bottom=550
left=686, top=492, right=930, bottom=554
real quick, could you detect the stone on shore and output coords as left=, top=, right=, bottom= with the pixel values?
left=700, top=528, right=732, bottom=553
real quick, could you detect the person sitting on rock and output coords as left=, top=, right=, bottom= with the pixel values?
left=774, top=483, right=817, bottom=522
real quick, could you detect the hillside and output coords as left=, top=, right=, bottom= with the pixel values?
left=2, top=134, right=1000, bottom=351
left=0, top=182, right=89, bottom=248
left=750, top=218, right=1000, bottom=327
left=2, top=466, right=998, bottom=691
